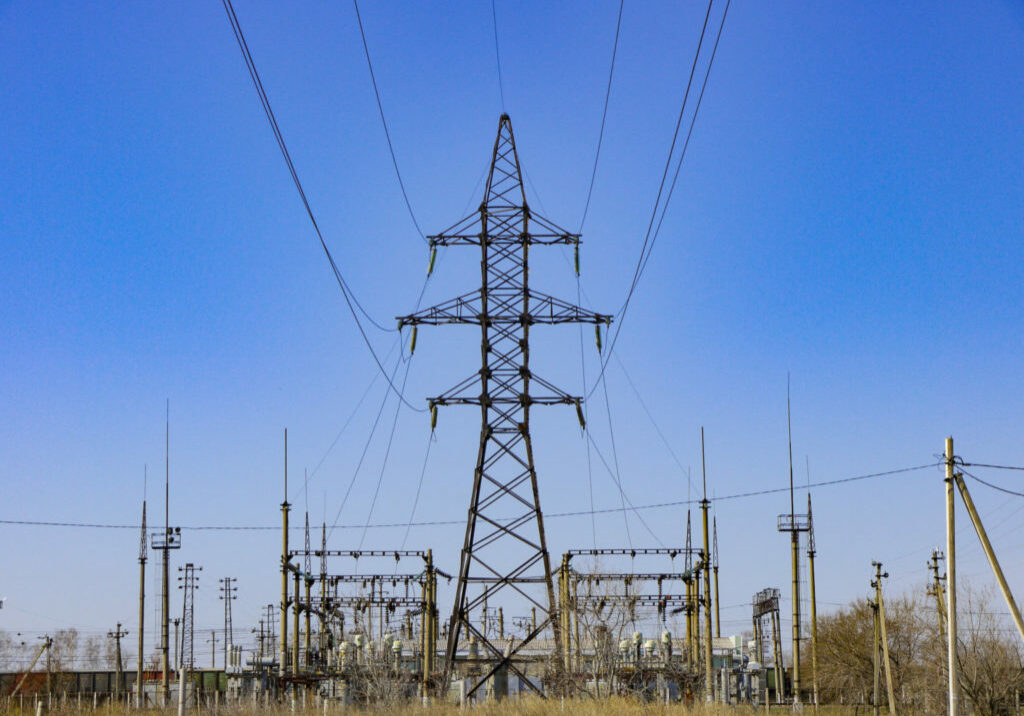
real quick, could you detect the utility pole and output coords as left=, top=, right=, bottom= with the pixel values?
left=304, top=509, right=312, bottom=669
left=280, top=429, right=290, bottom=680
left=152, top=401, right=182, bottom=706
left=928, top=551, right=947, bottom=645
left=872, top=562, right=896, bottom=716
left=219, top=577, right=237, bottom=671
left=700, top=428, right=713, bottom=701
left=173, top=618, right=181, bottom=671
left=108, top=623, right=128, bottom=701
left=207, top=632, right=217, bottom=669
left=137, top=489, right=148, bottom=708
left=712, top=516, right=721, bottom=639
left=43, top=635, right=53, bottom=698
left=398, top=114, right=610, bottom=699
left=945, top=437, right=958, bottom=716
left=953, top=472, right=1024, bottom=644
left=807, top=494, right=820, bottom=713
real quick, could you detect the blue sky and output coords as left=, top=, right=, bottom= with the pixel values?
left=2, top=0, right=1023, bottom=664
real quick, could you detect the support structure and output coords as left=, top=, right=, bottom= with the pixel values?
left=107, top=623, right=128, bottom=700
left=700, top=429, right=713, bottom=701
left=136, top=496, right=147, bottom=707
left=777, top=386, right=808, bottom=704
left=807, top=494, right=820, bottom=712
left=280, top=429, right=290, bottom=679
left=397, top=114, right=611, bottom=698
left=871, top=562, right=895, bottom=716
left=752, top=588, right=783, bottom=703
left=178, top=563, right=200, bottom=674
left=219, top=577, right=237, bottom=671
left=953, top=472, right=1024, bottom=644
left=945, top=437, right=958, bottom=716
left=712, top=517, right=720, bottom=639
left=151, top=404, right=182, bottom=706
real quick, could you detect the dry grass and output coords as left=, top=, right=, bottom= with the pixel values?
left=0, top=700, right=923, bottom=716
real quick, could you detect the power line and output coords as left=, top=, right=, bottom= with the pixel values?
left=961, top=469, right=1024, bottom=499
left=220, top=0, right=425, bottom=413
left=326, top=349, right=404, bottom=540
left=490, top=0, right=506, bottom=112
left=588, top=0, right=727, bottom=397
left=0, top=462, right=939, bottom=532
left=351, top=0, right=426, bottom=242
left=357, top=349, right=416, bottom=549
left=399, top=431, right=435, bottom=550
left=578, top=0, right=625, bottom=232
left=963, top=463, right=1024, bottom=471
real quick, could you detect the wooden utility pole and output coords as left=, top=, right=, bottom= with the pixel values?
left=945, top=437, right=958, bottom=716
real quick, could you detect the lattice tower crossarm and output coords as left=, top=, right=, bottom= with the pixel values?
left=397, top=114, right=611, bottom=698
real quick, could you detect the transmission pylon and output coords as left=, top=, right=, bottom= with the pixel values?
left=398, top=114, right=611, bottom=697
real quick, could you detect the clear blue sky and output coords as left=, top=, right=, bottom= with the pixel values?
left=2, top=0, right=1023, bottom=664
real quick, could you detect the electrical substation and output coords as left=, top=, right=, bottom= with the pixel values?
left=3, top=4, right=1024, bottom=715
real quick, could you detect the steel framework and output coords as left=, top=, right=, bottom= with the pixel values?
left=398, top=114, right=611, bottom=697
left=178, top=563, right=200, bottom=672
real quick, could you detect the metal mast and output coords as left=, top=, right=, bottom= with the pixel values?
left=219, top=577, right=236, bottom=670
left=398, top=114, right=611, bottom=697
left=136, top=493, right=147, bottom=707
left=178, top=563, right=200, bottom=674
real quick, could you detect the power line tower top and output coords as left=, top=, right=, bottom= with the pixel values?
left=398, top=114, right=611, bottom=698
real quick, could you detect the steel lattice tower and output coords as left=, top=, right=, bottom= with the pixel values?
left=178, top=563, right=200, bottom=672
left=398, top=114, right=611, bottom=697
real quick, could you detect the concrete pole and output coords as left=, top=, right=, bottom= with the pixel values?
left=945, top=437, right=958, bottom=716
left=875, top=564, right=896, bottom=715
left=954, top=474, right=1024, bottom=645
left=873, top=596, right=880, bottom=716
left=280, top=428, right=290, bottom=679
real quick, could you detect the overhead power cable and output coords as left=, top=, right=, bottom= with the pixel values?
left=961, top=469, right=1024, bottom=498
left=579, top=0, right=625, bottom=232
left=1, top=463, right=938, bottom=532
left=220, top=0, right=424, bottom=412
left=588, top=0, right=729, bottom=397
left=491, top=0, right=507, bottom=112
left=352, top=0, right=425, bottom=242
left=962, top=463, right=1024, bottom=472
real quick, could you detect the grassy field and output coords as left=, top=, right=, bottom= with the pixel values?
left=0, top=700, right=898, bottom=716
